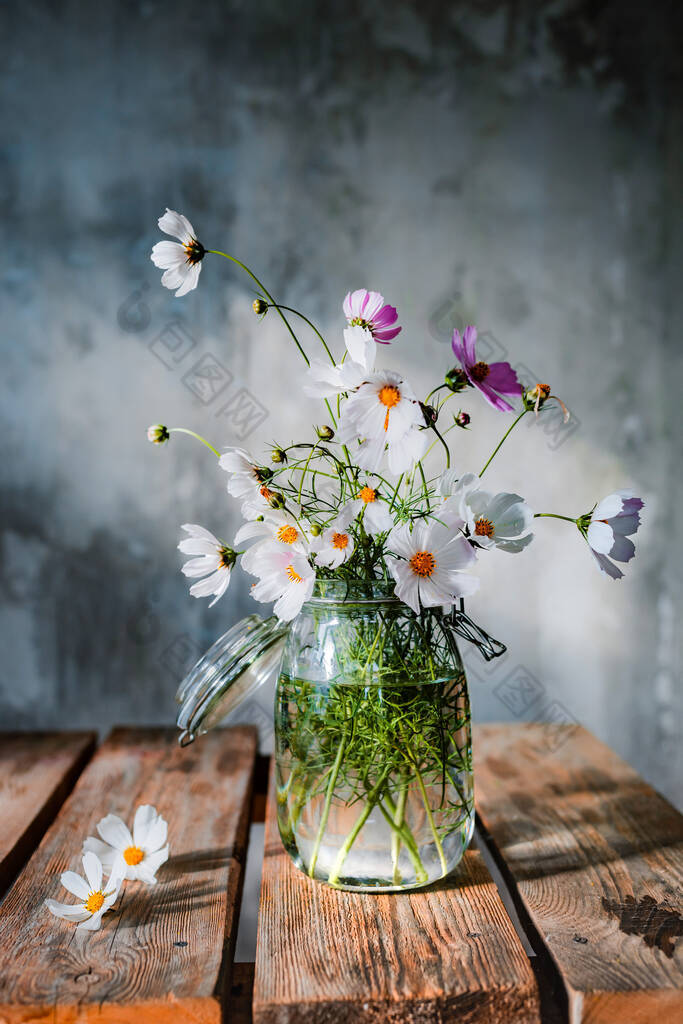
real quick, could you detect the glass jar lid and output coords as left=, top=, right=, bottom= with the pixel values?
left=175, top=614, right=288, bottom=746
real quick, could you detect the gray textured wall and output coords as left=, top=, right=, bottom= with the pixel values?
left=1, top=1, right=681, bottom=810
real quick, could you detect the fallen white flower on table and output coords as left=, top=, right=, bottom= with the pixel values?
left=45, top=851, right=124, bottom=930
left=83, top=804, right=169, bottom=884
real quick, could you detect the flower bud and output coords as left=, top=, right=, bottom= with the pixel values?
left=316, top=425, right=335, bottom=441
left=271, top=447, right=287, bottom=464
left=445, top=367, right=469, bottom=393
left=419, top=403, right=438, bottom=428
left=522, top=383, right=551, bottom=412
left=310, top=523, right=322, bottom=537
left=267, top=490, right=285, bottom=509
left=455, top=411, right=471, bottom=428
left=147, top=424, right=169, bottom=445
left=255, top=466, right=274, bottom=483
left=252, top=298, right=268, bottom=315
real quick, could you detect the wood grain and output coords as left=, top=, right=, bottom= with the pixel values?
left=253, top=763, right=540, bottom=1023
left=474, top=723, right=683, bottom=1024
left=0, top=731, right=96, bottom=898
left=0, top=725, right=257, bottom=1023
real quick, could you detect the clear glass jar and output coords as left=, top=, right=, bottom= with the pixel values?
left=274, top=580, right=474, bottom=891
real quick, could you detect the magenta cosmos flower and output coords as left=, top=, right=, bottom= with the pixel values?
left=451, top=326, right=520, bottom=413
left=343, top=289, right=401, bottom=344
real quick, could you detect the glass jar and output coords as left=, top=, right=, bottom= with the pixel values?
left=274, top=580, right=474, bottom=891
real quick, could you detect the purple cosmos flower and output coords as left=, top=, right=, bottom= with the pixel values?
left=451, top=326, right=520, bottom=413
left=343, top=289, right=401, bottom=344
left=584, top=490, right=644, bottom=580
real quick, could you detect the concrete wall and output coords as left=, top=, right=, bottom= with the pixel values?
left=1, top=1, right=681, bottom=811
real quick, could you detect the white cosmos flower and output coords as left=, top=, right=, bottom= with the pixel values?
left=83, top=805, right=169, bottom=885
left=303, top=326, right=375, bottom=398
left=150, top=209, right=205, bottom=297
left=385, top=512, right=479, bottom=614
left=178, top=524, right=235, bottom=607
left=337, top=370, right=428, bottom=475
left=236, top=509, right=309, bottom=573
left=585, top=490, right=644, bottom=580
left=45, top=851, right=124, bottom=931
left=344, top=486, right=394, bottom=536
left=311, top=505, right=355, bottom=568
left=219, top=447, right=277, bottom=517
left=446, top=473, right=534, bottom=553
left=246, top=546, right=315, bottom=622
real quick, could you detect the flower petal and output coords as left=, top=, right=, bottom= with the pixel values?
left=82, top=837, right=118, bottom=868
left=97, top=814, right=133, bottom=851
left=158, top=208, right=195, bottom=244
left=587, top=520, right=614, bottom=554
left=82, top=851, right=103, bottom=893
left=45, top=899, right=91, bottom=922
left=59, top=871, right=90, bottom=901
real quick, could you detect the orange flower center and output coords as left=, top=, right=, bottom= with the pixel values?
left=286, top=565, right=303, bottom=583
left=475, top=518, right=495, bottom=538
left=84, top=890, right=105, bottom=913
left=183, top=239, right=205, bottom=265
left=277, top=525, right=299, bottom=545
left=217, top=547, right=233, bottom=569
left=409, top=551, right=436, bottom=577
left=123, top=845, right=145, bottom=866
left=359, top=486, right=376, bottom=504
left=469, top=361, right=490, bottom=383
left=332, top=532, right=349, bottom=550
left=378, top=384, right=401, bottom=431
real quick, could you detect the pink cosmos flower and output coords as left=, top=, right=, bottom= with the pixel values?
left=451, top=326, right=520, bottom=413
left=343, top=289, right=401, bottom=344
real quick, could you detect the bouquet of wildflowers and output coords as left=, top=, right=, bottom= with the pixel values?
left=148, top=208, right=644, bottom=621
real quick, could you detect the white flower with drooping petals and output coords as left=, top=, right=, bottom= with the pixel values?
left=312, top=505, right=356, bottom=569
left=219, top=447, right=277, bottom=517
left=304, top=326, right=375, bottom=398
left=344, top=486, right=394, bottom=536
left=178, top=524, right=235, bottom=607
left=83, top=805, right=169, bottom=885
left=584, top=490, right=644, bottom=580
left=246, top=546, right=315, bottom=622
left=444, top=473, right=534, bottom=553
left=337, top=369, right=428, bottom=475
left=45, top=851, right=124, bottom=931
left=385, top=512, right=479, bottom=614
left=236, top=510, right=309, bottom=574
left=150, top=209, right=205, bottom=297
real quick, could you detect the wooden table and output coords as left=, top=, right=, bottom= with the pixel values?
left=0, top=724, right=680, bottom=1022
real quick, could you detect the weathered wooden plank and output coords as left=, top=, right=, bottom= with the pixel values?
left=474, top=723, right=683, bottom=1024
left=253, top=763, right=540, bottom=1023
left=0, top=725, right=257, bottom=1023
left=0, top=731, right=96, bottom=898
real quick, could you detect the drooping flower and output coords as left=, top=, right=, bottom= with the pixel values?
left=45, top=851, right=124, bottom=931
left=344, top=487, right=394, bottom=536
left=385, top=512, right=479, bottom=614
left=236, top=510, right=309, bottom=574
left=343, top=290, right=401, bottom=343
left=219, top=448, right=275, bottom=517
left=178, top=524, right=236, bottom=607
left=443, top=473, right=534, bottom=553
left=337, top=370, right=428, bottom=475
left=303, top=326, right=374, bottom=399
left=147, top=423, right=170, bottom=445
left=83, top=805, right=169, bottom=885
left=246, top=546, right=315, bottom=622
left=450, top=326, right=520, bottom=413
left=581, top=490, right=644, bottom=580
left=311, top=506, right=356, bottom=569
left=150, top=209, right=205, bottom=297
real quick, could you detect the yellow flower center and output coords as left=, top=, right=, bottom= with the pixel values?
left=474, top=518, right=495, bottom=538
left=332, top=532, right=349, bottom=550
left=378, top=384, right=401, bottom=431
left=359, top=486, right=376, bottom=504
left=183, top=239, right=205, bottom=265
left=286, top=565, right=303, bottom=583
left=123, top=845, right=145, bottom=866
left=277, top=525, right=299, bottom=545
left=409, top=551, right=436, bottom=577
left=351, top=316, right=371, bottom=329
left=84, top=890, right=105, bottom=913
left=469, top=361, right=490, bottom=383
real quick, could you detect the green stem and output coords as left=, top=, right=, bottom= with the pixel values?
left=378, top=799, right=428, bottom=885
left=327, top=769, right=391, bottom=886
left=479, top=409, right=528, bottom=477
left=269, top=304, right=336, bottom=365
left=410, top=755, right=448, bottom=877
left=534, top=512, right=578, bottom=523
left=308, top=733, right=347, bottom=878
left=208, top=250, right=311, bottom=367
left=429, top=422, right=451, bottom=469
left=168, top=427, right=220, bottom=458
left=391, top=783, right=408, bottom=884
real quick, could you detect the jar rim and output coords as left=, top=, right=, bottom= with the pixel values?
left=307, top=578, right=399, bottom=605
